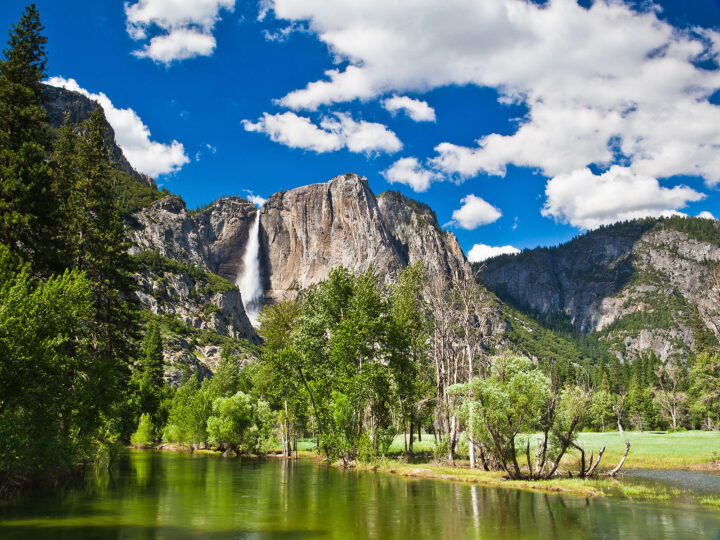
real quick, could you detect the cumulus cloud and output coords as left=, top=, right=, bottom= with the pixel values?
left=125, top=0, right=235, bottom=64
left=541, top=166, right=705, bottom=229
left=698, top=211, right=715, bottom=220
left=269, top=0, right=720, bottom=189
left=46, top=77, right=189, bottom=177
left=382, top=95, right=436, bottom=122
left=381, top=157, right=441, bottom=192
left=245, top=191, right=267, bottom=207
left=467, top=244, right=520, bottom=263
left=450, top=194, right=502, bottom=229
left=242, top=111, right=401, bottom=154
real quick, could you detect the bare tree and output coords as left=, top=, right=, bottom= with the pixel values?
left=613, top=392, right=627, bottom=435
left=653, top=363, right=687, bottom=430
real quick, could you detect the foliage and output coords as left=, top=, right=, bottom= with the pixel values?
left=112, top=171, right=168, bottom=218
left=0, top=244, right=106, bottom=481
left=206, top=392, right=275, bottom=454
left=130, top=414, right=155, bottom=447
left=688, top=353, right=720, bottom=429
left=163, top=375, right=211, bottom=446
left=0, top=4, right=56, bottom=274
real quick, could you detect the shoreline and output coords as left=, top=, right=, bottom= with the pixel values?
left=141, top=443, right=720, bottom=502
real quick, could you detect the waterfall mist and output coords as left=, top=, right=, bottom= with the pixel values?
left=237, top=210, right=263, bottom=326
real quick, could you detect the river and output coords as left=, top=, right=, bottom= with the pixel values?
left=1, top=450, right=719, bottom=539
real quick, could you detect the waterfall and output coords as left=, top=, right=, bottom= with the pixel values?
left=237, top=210, right=263, bottom=326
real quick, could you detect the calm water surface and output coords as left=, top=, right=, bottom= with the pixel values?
left=1, top=450, right=719, bottom=539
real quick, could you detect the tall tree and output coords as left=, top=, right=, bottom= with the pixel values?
left=0, top=4, right=55, bottom=272
left=137, top=322, right=165, bottom=423
left=387, top=263, right=430, bottom=456
left=68, top=107, right=139, bottom=431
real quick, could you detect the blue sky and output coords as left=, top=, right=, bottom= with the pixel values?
left=2, top=0, right=720, bottom=260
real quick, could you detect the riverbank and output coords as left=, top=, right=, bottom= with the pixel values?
left=145, top=429, right=720, bottom=502
left=146, top=444, right=717, bottom=503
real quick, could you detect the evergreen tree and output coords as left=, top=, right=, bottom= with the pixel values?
left=137, top=323, right=165, bottom=422
left=0, top=4, right=55, bottom=272
left=67, top=107, right=140, bottom=433
left=207, top=346, right=241, bottom=399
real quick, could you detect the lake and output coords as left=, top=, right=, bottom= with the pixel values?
left=1, top=450, right=719, bottom=539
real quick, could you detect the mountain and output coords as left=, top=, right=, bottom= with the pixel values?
left=260, top=174, right=470, bottom=301
left=43, top=85, right=716, bottom=374
left=481, top=217, right=720, bottom=362
left=131, top=173, right=471, bottom=300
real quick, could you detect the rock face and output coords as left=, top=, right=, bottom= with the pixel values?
left=129, top=195, right=259, bottom=282
left=259, top=174, right=400, bottom=299
left=481, top=219, right=720, bottom=361
left=42, top=84, right=155, bottom=187
left=132, top=173, right=472, bottom=305
left=259, top=174, right=470, bottom=300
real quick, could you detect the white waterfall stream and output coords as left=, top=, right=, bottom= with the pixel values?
left=237, top=210, right=263, bottom=326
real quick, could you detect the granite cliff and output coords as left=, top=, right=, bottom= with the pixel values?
left=481, top=217, right=720, bottom=362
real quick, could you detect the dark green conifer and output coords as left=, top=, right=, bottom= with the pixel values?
left=0, top=4, right=55, bottom=272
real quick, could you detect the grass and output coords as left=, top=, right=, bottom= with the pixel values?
left=156, top=432, right=720, bottom=503
left=354, top=460, right=609, bottom=498
left=700, top=496, right=720, bottom=508
left=572, top=431, right=720, bottom=470
left=283, top=430, right=720, bottom=470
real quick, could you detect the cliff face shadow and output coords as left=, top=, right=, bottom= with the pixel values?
left=478, top=219, right=657, bottom=334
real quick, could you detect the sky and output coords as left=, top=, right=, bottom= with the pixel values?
left=2, top=0, right=720, bottom=261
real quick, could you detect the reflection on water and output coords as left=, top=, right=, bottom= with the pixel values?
left=0, top=450, right=719, bottom=539
left=623, top=469, right=720, bottom=496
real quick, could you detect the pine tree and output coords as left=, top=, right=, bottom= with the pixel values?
left=138, top=322, right=164, bottom=421
left=0, top=4, right=55, bottom=271
left=68, top=107, right=140, bottom=424
left=207, top=346, right=240, bottom=399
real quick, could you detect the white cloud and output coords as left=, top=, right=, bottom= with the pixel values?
left=541, top=166, right=705, bottom=229
left=245, top=191, right=266, bottom=207
left=450, top=194, right=502, bottom=229
left=321, top=113, right=401, bottom=154
left=125, top=0, right=235, bottom=64
left=467, top=244, right=520, bottom=263
left=382, top=95, right=435, bottom=122
left=242, top=111, right=401, bottom=154
left=133, top=28, right=217, bottom=64
left=269, top=0, right=720, bottom=186
left=381, top=157, right=441, bottom=192
left=698, top=211, right=715, bottom=220
left=46, top=77, right=189, bottom=177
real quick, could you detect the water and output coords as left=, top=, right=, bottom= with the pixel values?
left=624, top=468, right=720, bottom=496
left=237, top=210, right=263, bottom=326
left=1, top=451, right=719, bottom=539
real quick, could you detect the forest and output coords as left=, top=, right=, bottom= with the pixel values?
left=1, top=4, right=720, bottom=495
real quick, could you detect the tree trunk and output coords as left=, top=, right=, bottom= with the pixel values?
left=449, top=415, right=458, bottom=466
left=607, top=442, right=631, bottom=477
left=409, top=415, right=415, bottom=455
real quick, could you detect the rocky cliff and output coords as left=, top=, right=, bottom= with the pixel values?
left=259, top=174, right=471, bottom=300
left=42, top=84, right=155, bottom=187
left=481, top=217, right=720, bottom=362
left=127, top=173, right=474, bottom=373
left=132, top=173, right=471, bottom=302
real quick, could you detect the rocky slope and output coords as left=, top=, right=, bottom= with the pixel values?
left=481, top=217, right=720, bottom=362
left=42, top=84, right=154, bottom=186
